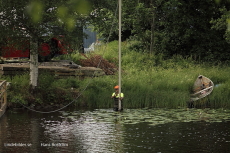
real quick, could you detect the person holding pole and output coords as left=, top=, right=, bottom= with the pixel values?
left=111, top=85, right=124, bottom=111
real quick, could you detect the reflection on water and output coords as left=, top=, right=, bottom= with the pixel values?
left=0, top=108, right=230, bottom=153
left=41, top=114, right=124, bottom=152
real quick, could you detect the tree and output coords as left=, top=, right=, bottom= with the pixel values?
left=0, top=0, right=91, bottom=89
left=88, top=0, right=158, bottom=50
left=87, top=0, right=118, bottom=41
left=155, top=0, right=230, bottom=62
left=88, top=0, right=230, bottom=62
left=211, top=1, right=230, bottom=44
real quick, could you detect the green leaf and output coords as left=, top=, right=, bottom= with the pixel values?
left=26, top=0, right=44, bottom=24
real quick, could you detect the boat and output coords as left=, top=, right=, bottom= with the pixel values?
left=190, top=75, right=214, bottom=101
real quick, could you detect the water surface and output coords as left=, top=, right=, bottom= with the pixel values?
left=0, top=108, right=230, bottom=153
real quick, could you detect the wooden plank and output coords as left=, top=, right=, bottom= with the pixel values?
left=0, top=80, right=7, bottom=118
left=55, top=72, right=79, bottom=76
left=1, top=66, right=29, bottom=71
left=0, top=63, right=105, bottom=77
left=0, top=71, right=28, bottom=75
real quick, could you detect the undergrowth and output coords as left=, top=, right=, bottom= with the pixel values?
left=2, top=40, right=230, bottom=109
left=76, top=41, right=230, bottom=109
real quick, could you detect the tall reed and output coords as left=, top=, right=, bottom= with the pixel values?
left=79, top=41, right=230, bottom=109
left=3, top=41, right=230, bottom=109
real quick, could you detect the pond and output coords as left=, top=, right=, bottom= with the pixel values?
left=0, top=108, right=230, bottom=153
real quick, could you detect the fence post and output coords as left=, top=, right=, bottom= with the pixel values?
left=4, top=81, right=7, bottom=105
left=0, top=80, right=7, bottom=111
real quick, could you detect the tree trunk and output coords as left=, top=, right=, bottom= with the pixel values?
left=150, top=1, right=155, bottom=55
left=150, top=15, right=155, bottom=55
left=30, top=38, right=38, bottom=89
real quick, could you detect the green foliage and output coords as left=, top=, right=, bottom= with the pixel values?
left=4, top=0, right=230, bottom=109
left=53, top=52, right=81, bottom=63
left=37, top=73, right=55, bottom=89
left=82, top=76, right=115, bottom=108
left=2, top=74, right=30, bottom=104
left=51, top=77, right=81, bottom=89
left=88, top=0, right=230, bottom=62
left=3, top=40, right=230, bottom=109
left=127, top=41, right=146, bottom=53
left=11, top=95, right=27, bottom=105
left=57, top=0, right=91, bottom=31
left=26, top=0, right=44, bottom=24
left=2, top=73, right=81, bottom=107
left=78, top=41, right=230, bottom=109
left=0, top=0, right=90, bottom=56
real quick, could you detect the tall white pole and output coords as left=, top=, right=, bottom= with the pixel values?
left=118, top=0, right=122, bottom=111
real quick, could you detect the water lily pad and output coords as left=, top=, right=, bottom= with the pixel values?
left=62, top=108, right=230, bottom=126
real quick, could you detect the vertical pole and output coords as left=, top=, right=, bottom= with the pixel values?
left=118, top=0, right=122, bottom=111
left=4, top=81, right=7, bottom=105
left=30, top=38, right=38, bottom=89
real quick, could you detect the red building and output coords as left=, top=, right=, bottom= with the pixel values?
left=0, top=36, right=70, bottom=61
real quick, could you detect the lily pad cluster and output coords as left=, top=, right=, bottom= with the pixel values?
left=61, top=108, right=230, bottom=126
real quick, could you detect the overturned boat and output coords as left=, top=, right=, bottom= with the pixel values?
left=190, top=75, right=214, bottom=101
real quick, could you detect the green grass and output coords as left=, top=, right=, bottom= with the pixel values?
left=1, top=73, right=82, bottom=107
left=2, top=40, right=230, bottom=109
left=76, top=41, right=230, bottom=109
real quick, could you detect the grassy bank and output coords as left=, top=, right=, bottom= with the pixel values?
left=80, top=65, right=230, bottom=109
left=73, top=41, right=230, bottom=109
left=2, top=41, right=230, bottom=109
left=2, top=73, right=81, bottom=110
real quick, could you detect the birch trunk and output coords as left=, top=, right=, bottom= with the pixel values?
left=30, top=39, right=38, bottom=89
left=150, top=0, right=155, bottom=55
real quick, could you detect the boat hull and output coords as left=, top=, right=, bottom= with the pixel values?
left=190, top=75, right=214, bottom=101
left=0, top=100, right=7, bottom=118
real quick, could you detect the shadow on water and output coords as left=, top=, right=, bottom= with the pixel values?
left=0, top=108, right=230, bottom=153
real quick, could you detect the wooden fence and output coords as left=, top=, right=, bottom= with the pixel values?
left=0, top=80, right=7, bottom=118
